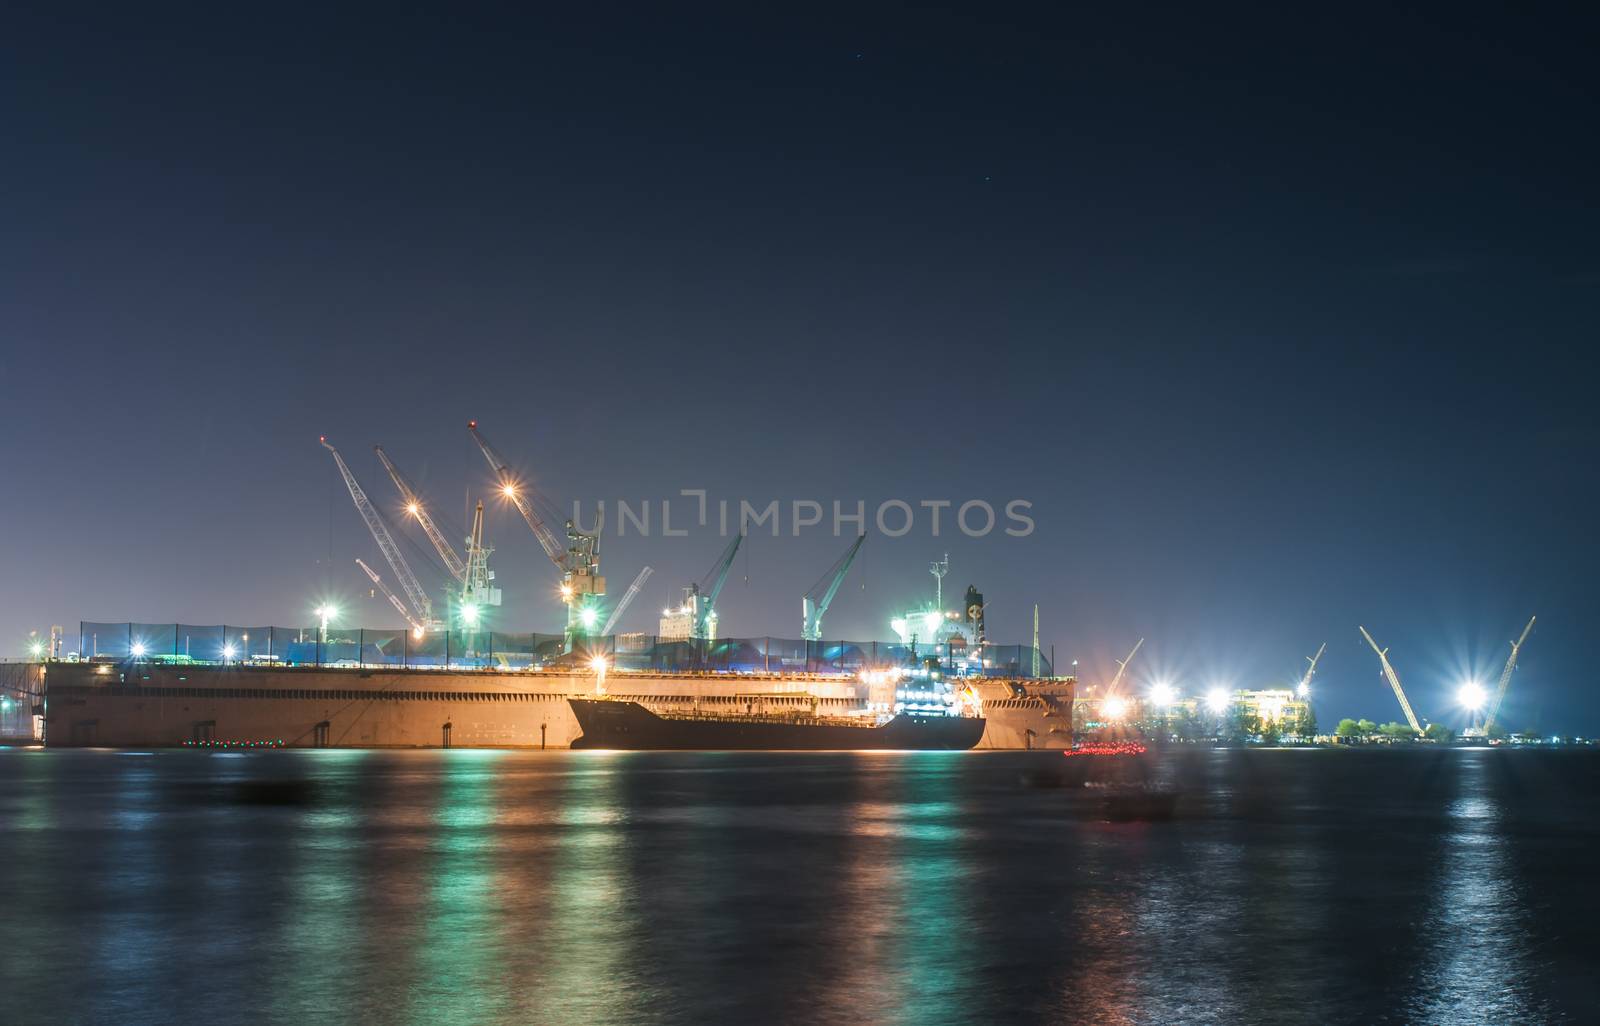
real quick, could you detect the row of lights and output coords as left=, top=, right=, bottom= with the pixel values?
left=1098, top=679, right=1490, bottom=721
left=1099, top=684, right=1287, bottom=721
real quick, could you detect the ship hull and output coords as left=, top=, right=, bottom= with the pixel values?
left=569, top=699, right=985, bottom=751
left=38, top=663, right=1063, bottom=749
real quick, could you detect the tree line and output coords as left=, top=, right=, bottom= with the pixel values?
left=1332, top=718, right=1473, bottom=743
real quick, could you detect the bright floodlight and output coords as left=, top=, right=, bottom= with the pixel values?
left=1296, top=682, right=1310, bottom=698
left=406, top=502, right=420, bottom=516
left=1102, top=695, right=1129, bottom=720
left=1458, top=681, right=1488, bottom=711
left=29, top=641, right=43, bottom=658
left=1150, top=682, right=1176, bottom=707
left=1205, top=688, right=1230, bottom=713
left=222, top=644, right=237, bottom=660
left=923, top=611, right=943, bottom=634
left=502, top=484, right=517, bottom=498
left=411, top=625, right=425, bottom=640
left=461, top=603, right=479, bottom=626
left=131, top=641, right=147, bottom=658
left=579, top=606, right=599, bottom=628
left=589, top=656, right=608, bottom=674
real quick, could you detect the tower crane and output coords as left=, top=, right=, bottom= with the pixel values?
left=468, top=420, right=603, bottom=647
left=356, top=559, right=425, bottom=636
left=600, top=566, right=654, bottom=636
left=1359, top=626, right=1423, bottom=735
left=1486, top=615, right=1536, bottom=735
left=323, top=437, right=435, bottom=629
left=1107, top=638, right=1144, bottom=693
left=374, top=446, right=466, bottom=583
left=802, top=534, right=866, bottom=641
left=1297, top=642, right=1326, bottom=696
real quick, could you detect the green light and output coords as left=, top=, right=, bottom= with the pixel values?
left=579, top=606, right=598, bottom=629
left=461, top=603, right=479, bottom=626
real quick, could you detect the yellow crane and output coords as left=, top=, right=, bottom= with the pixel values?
left=1359, top=626, right=1423, bottom=735
left=1485, top=616, right=1536, bottom=735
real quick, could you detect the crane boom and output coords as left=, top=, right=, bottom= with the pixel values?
left=356, top=559, right=424, bottom=634
left=601, top=566, right=654, bottom=636
left=1359, top=626, right=1423, bottom=734
left=323, top=438, right=433, bottom=624
left=696, top=533, right=744, bottom=637
left=1108, top=637, right=1144, bottom=692
left=374, top=446, right=467, bottom=582
left=1298, top=642, right=1326, bottom=692
left=467, top=421, right=567, bottom=569
left=1486, top=615, right=1536, bottom=734
left=802, top=534, right=866, bottom=640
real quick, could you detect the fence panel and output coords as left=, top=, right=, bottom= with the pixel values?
left=273, top=626, right=324, bottom=666
left=67, top=623, right=1057, bottom=678
left=448, top=630, right=493, bottom=670
left=361, top=628, right=407, bottom=668
left=177, top=624, right=226, bottom=663
left=408, top=630, right=448, bottom=669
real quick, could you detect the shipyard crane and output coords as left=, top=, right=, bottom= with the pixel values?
left=600, top=566, right=654, bottom=636
left=457, top=500, right=502, bottom=626
left=802, top=534, right=866, bottom=641
left=468, top=420, right=603, bottom=645
left=356, top=559, right=425, bottom=636
left=691, top=532, right=744, bottom=639
left=1359, top=626, right=1423, bottom=735
left=1298, top=642, right=1326, bottom=696
left=374, top=446, right=466, bottom=583
left=469, top=421, right=568, bottom=566
left=1107, top=638, right=1144, bottom=693
left=1486, top=615, right=1536, bottom=735
left=323, top=438, right=435, bottom=628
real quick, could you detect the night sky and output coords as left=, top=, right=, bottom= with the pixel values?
left=3, top=5, right=1596, bottom=731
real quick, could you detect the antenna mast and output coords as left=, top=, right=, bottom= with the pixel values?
left=1031, top=605, right=1040, bottom=677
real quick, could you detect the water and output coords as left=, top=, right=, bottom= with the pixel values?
left=1, top=747, right=1596, bottom=1025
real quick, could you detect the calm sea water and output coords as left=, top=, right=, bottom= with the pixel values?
left=1, top=747, right=1596, bottom=1025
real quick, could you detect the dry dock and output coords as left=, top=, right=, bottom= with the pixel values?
left=41, top=662, right=1073, bottom=750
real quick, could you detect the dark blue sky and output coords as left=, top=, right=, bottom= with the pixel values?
left=3, top=4, right=1595, bottom=730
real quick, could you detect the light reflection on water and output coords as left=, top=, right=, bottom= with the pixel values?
left=0, top=748, right=1596, bottom=1024
left=1408, top=750, right=1548, bottom=1025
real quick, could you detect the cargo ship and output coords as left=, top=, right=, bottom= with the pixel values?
left=568, top=697, right=985, bottom=750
